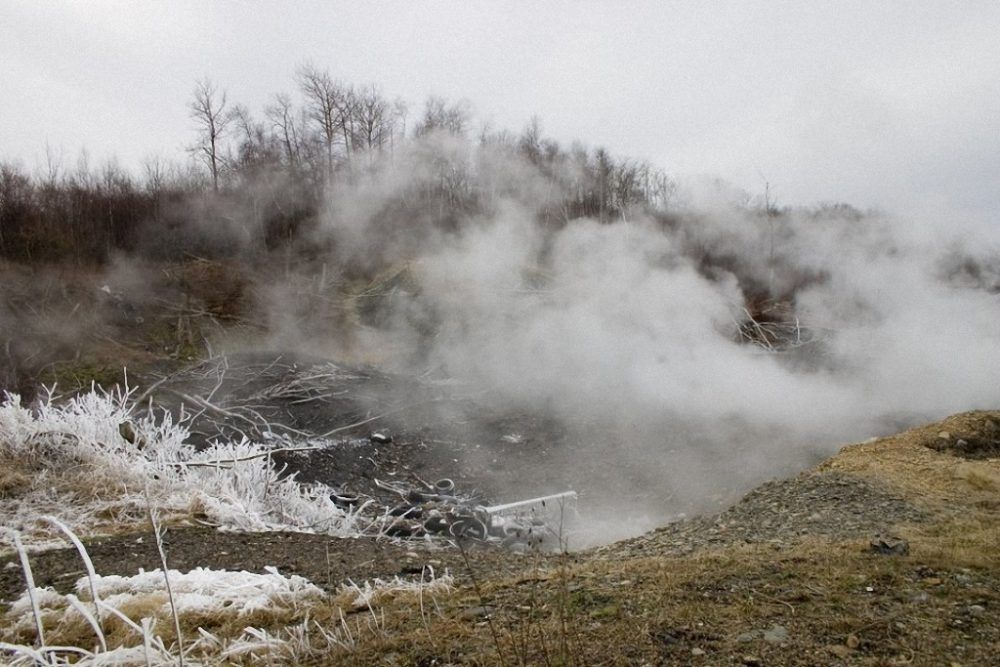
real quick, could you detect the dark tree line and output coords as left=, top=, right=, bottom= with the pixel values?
left=1, top=65, right=678, bottom=265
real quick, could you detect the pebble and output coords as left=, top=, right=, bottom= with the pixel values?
left=870, top=536, right=909, bottom=555
left=846, top=634, right=860, bottom=649
left=763, top=624, right=789, bottom=643
left=460, top=605, right=494, bottom=620
left=829, top=645, right=852, bottom=658
left=690, top=648, right=705, bottom=656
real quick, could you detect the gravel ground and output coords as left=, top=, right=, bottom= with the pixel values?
left=595, top=470, right=926, bottom=559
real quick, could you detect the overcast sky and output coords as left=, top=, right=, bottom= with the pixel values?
left=2, top=1, right=998, bottom=222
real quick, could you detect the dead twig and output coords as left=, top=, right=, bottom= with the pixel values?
left=163, top=388, right=246, bottom=422
left=318, top=398, right=438, bottom=438
left=749, top=587, right=796, bottom=615
left=133, top=355, right=225, bottom=406
left=174, top=444, right=328, bottom=468
left=145, top=490, right=185, bottom=666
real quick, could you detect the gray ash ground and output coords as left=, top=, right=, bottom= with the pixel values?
left=129, top=352, right=605, bottom=550
left=135, top=351, right=734, bottom=551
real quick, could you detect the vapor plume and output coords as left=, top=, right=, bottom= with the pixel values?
left=296, top=132, right=1000, bottom=542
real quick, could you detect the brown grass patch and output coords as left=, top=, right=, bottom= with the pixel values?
left=820, top=411, right=1000, bottom=513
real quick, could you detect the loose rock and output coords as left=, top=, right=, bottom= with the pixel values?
left=870, top=535, right=909, bottom=555
left=763, top=625, right=789, bottom=644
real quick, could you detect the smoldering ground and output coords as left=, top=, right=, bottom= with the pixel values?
left=284, top=133, right=1000, bottom=543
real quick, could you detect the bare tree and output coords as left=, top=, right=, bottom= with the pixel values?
left=594, top=147, right=613, bottom=222
left=230, top=103, right=283, bottom=179
left=230, top=104, right=257, bottom=150
left=611, top=159, right=642, bottom=213
left=390, top=98, right=408, bottom=157
left=297, top=64, right=352, bottom=176
left=141, top=155, right=168, bottom=194
left=265, top=93, right=303, bottom=170
left=518, top=116, right=543, bottom=164
left=414, top=96, right=470, bottom=137
left=353, top=85, right=396, bottom=164
left=189, top=78, right=232, bottom=191
left=334, top=84, right=358, bottom=165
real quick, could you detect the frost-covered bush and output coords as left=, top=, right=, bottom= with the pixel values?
left=0, top=388, right=368, bottom=548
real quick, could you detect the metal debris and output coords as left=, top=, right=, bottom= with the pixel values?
left=371, top=477, right=577, bottom=550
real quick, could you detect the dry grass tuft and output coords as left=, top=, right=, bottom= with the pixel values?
left=820, top=410, right=1000, bottom=512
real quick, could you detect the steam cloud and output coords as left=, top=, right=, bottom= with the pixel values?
left=303, top=132, right=1000, bottom=542
left=11, top=125, right=993, bottom=545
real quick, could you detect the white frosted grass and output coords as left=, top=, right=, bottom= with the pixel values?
left=82, top=566, right=324, bottom=616
left=0, top=387, right=368, bottom=549
left=2, top=566, right=454, bottom=665
left=8, top=531, right=45, bottom=646
left=340, top=571, right=455, bottom=611
left=1, top=567, right=322, bottom=665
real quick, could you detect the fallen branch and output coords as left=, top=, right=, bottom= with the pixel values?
left=175, top=444, right=328, bottom=468
left=133, top=354, right=226, bottom=406
left=319, top=398, right=438, bottom=438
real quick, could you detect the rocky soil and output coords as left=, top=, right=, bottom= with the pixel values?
left=600, top=471, right=926, bottom=559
